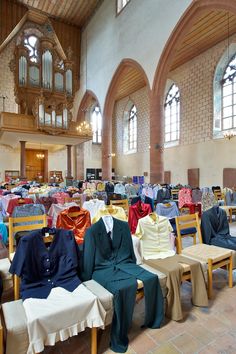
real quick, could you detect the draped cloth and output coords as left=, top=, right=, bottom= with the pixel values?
left=23, top=284, right=106, bottom=354
left=145, top=255, right=208, bottom=321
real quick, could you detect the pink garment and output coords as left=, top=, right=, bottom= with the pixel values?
left=178, top=188, right=192, bottom=208
left=51, top=192, right=70, bottom=204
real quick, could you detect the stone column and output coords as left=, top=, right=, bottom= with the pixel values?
left=19, top=141, right=26, bottom=180
left=66, top=145, right=73, bottom=180
left=149, top=93, right=164, bottom=183
left=102, top=113, right=112, bottom=180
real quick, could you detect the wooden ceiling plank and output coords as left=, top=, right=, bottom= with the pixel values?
left=69, top=0, right=87, bottom=24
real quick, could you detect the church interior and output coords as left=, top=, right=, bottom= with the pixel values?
left=1, top=0, right=236, bottom=353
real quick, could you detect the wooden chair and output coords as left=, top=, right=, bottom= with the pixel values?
left=214, top=190, right=225, bottom=205
left=8, top=214, right=47, bottom=300
left=110, top=199, right=129, bottom=216
left=175, top=213, right=233, bottom=298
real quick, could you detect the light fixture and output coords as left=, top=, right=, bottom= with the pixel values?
left=36, top=143, right=45, bottom=159
left=108, top=153, right=116, bottom=158
left=223, top=130, right=236, bottom=140
left=76, top=120, right=93, bottom=135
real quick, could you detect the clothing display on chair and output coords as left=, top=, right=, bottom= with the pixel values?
left=135, top=213, right=208, bottom=321
left=201, top=206, right=236, bottom=249
left=82, top=217, right=164, bottom=353
left=9, top=228, right=106, bottom=354
left=135, top=213, right=175, bottom=259
left=56, top=205, right=91, bottom=244
left=82, top=198, right=105, bottom=219
left=92, top=205, right=127, bottom=223
left=128, top=200, right=152, bottom=234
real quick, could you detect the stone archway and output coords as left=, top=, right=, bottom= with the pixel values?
left=102, top=58, right=150, bottom=179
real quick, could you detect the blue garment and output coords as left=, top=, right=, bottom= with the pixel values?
left=9, top=228, right=81, bottom=300
left=0, top=223, right=8, bottom=244
left=156, top=202, right=179, bottom=218
left=12, top=204, right=46, bottom=228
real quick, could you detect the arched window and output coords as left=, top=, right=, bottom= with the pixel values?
left=221, top=54, right=236, bottom=131
left=91, top=106, right=102, bottom=144
left=128, top=104, right=137, bottom=151
left=164, top=84, right=180, bottom=143
left=24, top=35, right=38, bottom=63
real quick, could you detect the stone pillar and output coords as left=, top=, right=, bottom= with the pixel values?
left=19, top=141, right=26, bottom=180
left=149, top=93, right=164, bottom=183
left=66, top=145, right=73, bottom=180
left=102, top=112, right=112, bottom=180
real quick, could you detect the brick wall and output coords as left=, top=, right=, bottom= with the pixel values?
left=168, top=35, right=236, bottom=145
left=0, top=39, right=18, bottom=113
left=113, top=86, right=150, bottom=155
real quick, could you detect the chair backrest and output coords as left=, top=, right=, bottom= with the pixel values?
left=171, top=189, right=179, bottom=201
left=214, top=191, right=225, bottom=203
left=8, top=214, right=47, bottom=255
left=175, top=213, right=202, bottom=253
left=110, top=199, right=129, bottom=215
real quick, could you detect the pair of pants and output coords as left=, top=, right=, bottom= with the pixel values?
left=145, top=254, right=208, bottom=321
left=96, top=268, right=164, bottom=353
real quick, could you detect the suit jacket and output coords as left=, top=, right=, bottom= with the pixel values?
left=82, top=217, right=145, bottom=285
left=201, top=206, right=230, bottom=244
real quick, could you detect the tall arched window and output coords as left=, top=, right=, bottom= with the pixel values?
left=91, top=106, right=102, bottom=143
left=24, top=35, right=38, bottom=63
left=128, top=104, right=137, bottom=151
left=221, top=54, right=236, bottom=131
left=164, top=84, right=180, bottom=143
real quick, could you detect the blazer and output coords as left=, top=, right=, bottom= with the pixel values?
left=82, top=217, right=146, bottom=285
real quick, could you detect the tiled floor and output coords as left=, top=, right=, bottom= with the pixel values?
left=7, top=224, right=236, bottom=354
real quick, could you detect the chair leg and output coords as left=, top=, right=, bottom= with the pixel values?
left=207, top=259, right=213, bottom=299
left=91, top=327, right=97, bottom=354
left=14, top=275, right=20, bottom=300
left=228, top=255, right=233, bottom=288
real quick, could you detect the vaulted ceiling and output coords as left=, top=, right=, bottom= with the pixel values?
left=15, top=0, right=104, bottom=28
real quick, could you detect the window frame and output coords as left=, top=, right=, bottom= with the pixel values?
left=91, top=105, right=102, bottom=144
left=116, top=0, right=130, bottom=15
left=164, top=83, right=180, bottom=146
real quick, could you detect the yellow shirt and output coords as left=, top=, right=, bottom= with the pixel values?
left=92, top=205, right=127, bottom=223
left=135, top=214, right=175, bottom=260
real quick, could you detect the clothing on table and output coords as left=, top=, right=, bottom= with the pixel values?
left=92, top=205, right=127, bottom=224
left=135, top=214, right=175, bottom=260
left=48, top=202, right=78, bottom=227
left=83, top=199, right=105, bottom=220
left=156, top=202, right=179, bottom=219
left=178, top=188, right=192, bottom=208
left=24, top=284, right=106, bottom=354
left=82, top=217, right=164, bottom=353
left=201, top=206, right=236, bottom=249
left=145, top=255, right=208, bottom=321
left=128, top=200, right=152, bottom=234
left=56, top=206, right=91, bottom=244
left=9, top=228, right=81, bottom=300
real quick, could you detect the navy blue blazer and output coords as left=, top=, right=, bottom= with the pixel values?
left=10, top=228, right=81, bottom=300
